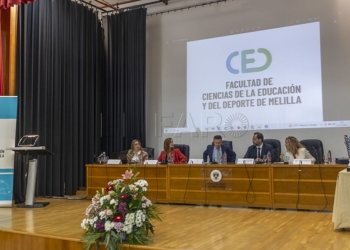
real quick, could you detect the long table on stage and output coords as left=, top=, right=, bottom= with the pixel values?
left=86, top=163, right=345, bottom=211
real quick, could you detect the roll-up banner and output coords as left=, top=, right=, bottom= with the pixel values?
left=0, top=96, right=18, bottom=207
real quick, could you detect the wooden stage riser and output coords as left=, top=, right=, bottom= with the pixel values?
left=0, top=230, right=158, bottom=250
left=0, top=230, right=84, bottom=250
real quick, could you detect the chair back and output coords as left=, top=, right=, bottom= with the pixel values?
left=143, top=147, right=154, bottom=160
left=300, top=139, right=324, bottom=164
left=173, top=144, right=190, bottom=162
left=222, top=140, right=233, bottom=150
left=212, top=140, right=233, bottom=150
left=264, top=139, right=281, bottom=163
left=111, top=150, right=128, bottom=164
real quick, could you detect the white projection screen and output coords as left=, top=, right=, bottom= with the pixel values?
left=145, top=0, right=350, bottom=159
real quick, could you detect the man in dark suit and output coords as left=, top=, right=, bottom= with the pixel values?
left=203, top=135, right=236, bottom=163
left=244, top=132, right=275, bottom=163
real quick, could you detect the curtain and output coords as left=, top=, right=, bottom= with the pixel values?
left=101, top=8, right=146, bottom=155
left=14, top=0, right=103, bottom=202
left=0, top=0, right=34, bottom=9
left=0, top=11, right=3, bottom=96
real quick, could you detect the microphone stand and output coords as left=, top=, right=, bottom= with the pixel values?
left=203, top=162, right=208, bottom=205
left=244, top=160, right=256, bottom=204
left=183, top=160, right=193, bottom=203
left=296, top=160, right=302, bottom=210
left=312, top=146, right=328, bottom=211
left=155, top=161, right=159, bottom=203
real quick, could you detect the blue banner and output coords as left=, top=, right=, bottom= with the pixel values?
left=0, top=97, right=17, bottom=119
left=0, top=96, right=17, bottom=207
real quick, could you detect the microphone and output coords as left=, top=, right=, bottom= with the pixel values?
left=98, top=152, right=105, bottom=158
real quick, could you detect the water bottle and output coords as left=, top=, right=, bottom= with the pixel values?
left=267, top=150, right=271, bottom=164
left=217, top=153, right=221, bottom=164
left=222, top=152, right=227, bottom=164
left=327, top=150, right=332, bottom=164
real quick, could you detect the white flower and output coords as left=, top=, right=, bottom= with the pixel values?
left=135, top=180, right=148, bottom=187
left=99, top=196, right=106, bottom=204
left=99, top=211, right=106, bottom=219
left=136, top=220, right=143, bottom=227
left=136, top=210, right=143, bottom=217
left=142, top=187, right=147, bottom=192
left=81, top=218, right=88, bottom=230
left=104, top=221, right=115, bottom=232
left=110, top=199, right=117, bottom=205
left=81, top=218, right=94, bottom=230
left=122, top=224, right=133, bottom=234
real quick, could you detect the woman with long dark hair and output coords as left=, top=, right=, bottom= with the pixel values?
left=157, top=138, right=187, bottom=164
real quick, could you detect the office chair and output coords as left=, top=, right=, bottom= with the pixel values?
left=111, top=150, right=128, bottom=164
left=264, top=139, right=281, bottom=163
left=143, top=147, right=155, bottom=160
left=300, top=139, right=324, bottom=164
left=173, top=144, right=190, bottom=162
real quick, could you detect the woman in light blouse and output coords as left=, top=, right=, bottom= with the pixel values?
left=126, top=140, right=148, bottom=164
left=280, top=136, right=315, bottom=164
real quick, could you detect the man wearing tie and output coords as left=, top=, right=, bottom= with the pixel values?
left=244, top=132, right=275, bottom=163
left=203, top=135, right=236, bottom=163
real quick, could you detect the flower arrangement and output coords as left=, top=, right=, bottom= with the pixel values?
left=81, top=167, right=161, bottom=250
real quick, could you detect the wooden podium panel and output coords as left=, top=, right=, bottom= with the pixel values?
left=271, top=165, right=345, bottom=210
left=167, top=164, right=271, bottom=208
left=86, top=163, right=346, bottom=210
left=85, top=164, right=167, bottom=202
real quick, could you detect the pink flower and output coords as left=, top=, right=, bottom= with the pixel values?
left=122, top=170, right=134, bottom=180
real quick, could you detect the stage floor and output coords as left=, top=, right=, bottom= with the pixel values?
left=0, top=197, right=350, bottom=249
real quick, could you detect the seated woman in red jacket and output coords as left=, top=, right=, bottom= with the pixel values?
left=157, top=138, right=187, bottom=164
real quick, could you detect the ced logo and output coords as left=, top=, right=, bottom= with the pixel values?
left=226, top=48, right=272, bottom=74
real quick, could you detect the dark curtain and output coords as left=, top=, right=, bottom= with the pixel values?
left=101, top=8, right=146, bottom=155
left=14, top=0, right=103, bottom=202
